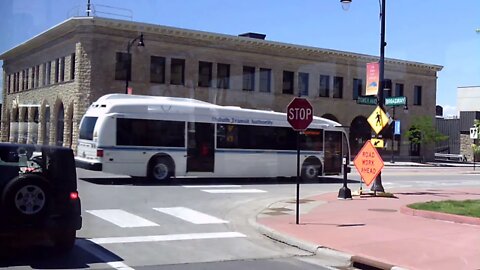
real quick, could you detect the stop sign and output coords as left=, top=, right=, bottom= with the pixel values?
left=287, top=97, right=314, bottom=131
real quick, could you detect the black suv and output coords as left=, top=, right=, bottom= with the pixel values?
left=0, top=143, right=82, bottom=251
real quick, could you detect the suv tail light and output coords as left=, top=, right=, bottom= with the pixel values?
left=96, top=149, right=104, bottom=157
left=70, top=191, right=79, bottom=200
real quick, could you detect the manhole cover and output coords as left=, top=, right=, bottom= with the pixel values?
left=368, top=208, right=397, bottom=212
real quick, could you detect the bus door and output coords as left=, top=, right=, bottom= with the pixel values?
left=323, top=130, right=342, bottom=175
left=187, top=122, right=215, bottom=172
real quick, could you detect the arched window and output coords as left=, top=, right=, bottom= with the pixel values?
left=32, top=107, right=39, bottom=144
left=11, top=107, right=19, bottom=143
left=44, top=106, right=51, bottom=145
left=56, top=103, right=64, bottom=146
left=349, top=116, right=371, bottom=156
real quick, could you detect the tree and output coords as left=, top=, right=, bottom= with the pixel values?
left=406, top=116, right=448, bottom=161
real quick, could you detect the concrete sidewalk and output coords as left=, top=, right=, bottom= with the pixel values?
left=255, top=188, right=480, bottom=270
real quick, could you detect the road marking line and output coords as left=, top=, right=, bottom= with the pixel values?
left=153, top=207, right=228, bottom=224
left=182, top=185, right=242, bottom=188
left=86, top=209, right=159, bottom=228
left=76, top=239, right=135, bottom=270
left=90, top=232, right=246, bottom=244
left=202, top=189, right=267, bottom=194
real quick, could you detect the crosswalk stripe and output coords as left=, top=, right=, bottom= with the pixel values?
left=86, top=209, right=159, bottom=228
left=202, top=189, right=267, bottom=194
left=77, top=239, right=136, bottom=270
left=90, top=232, right=246, bottom=244
left=153, top=207, right=228, bottom=224
left=182, top=185, right=242, bottom=188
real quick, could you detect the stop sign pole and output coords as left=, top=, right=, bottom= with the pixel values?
left=287, top=97, right=313, bottom=225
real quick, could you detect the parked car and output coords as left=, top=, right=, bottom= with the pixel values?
left=0, top=143, right=82, bottom=252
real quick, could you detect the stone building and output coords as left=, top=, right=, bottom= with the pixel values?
left=1, top=16, right=442, bottom=159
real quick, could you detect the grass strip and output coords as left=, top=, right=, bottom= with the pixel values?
left=408, top=200, right=480, bottom=218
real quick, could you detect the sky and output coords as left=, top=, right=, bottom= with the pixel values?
left=1, top=0, right=479, bottom=116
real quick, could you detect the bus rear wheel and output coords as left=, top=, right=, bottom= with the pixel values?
left=148, top=157, right=174, bottom=183
left=301, top=160, right=322, bottom=181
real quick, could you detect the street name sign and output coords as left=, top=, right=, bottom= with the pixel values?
left=287, top=98, right=313, bottom=131
left=353, top=140, right=384, bottom=186
left=385, top=96, right=406, bottom=107
left=367, top=106, right=389, bottom=134
left=357, top=96, right=377, bottom=106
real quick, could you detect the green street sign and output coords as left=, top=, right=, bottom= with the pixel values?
left=357, top=96, right=377, bottom=106
left=385, top=96, right=406, bottom=107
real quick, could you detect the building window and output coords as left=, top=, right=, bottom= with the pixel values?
left=60, top=57, right=65, bottom=82
left=298, top=72, right=309, bottom=96
left=217, top=63, right=230, bottom=89
left=115, top=52, right=131, bottom=81
left=395, top=83, right=404, bottom=97
left=13, top=73, right=17, bottom=92
left=319, top=75, right=330, bottom=97
left=243, top=66, right=255, bottom=91
left=7, top=74, right=10, bottom=94
left=383, top=79, right=392, bottom=98
left=16, top=72, right=20, bottom=92
left=21, top=70, right=25, bottom=90
left=414, top=85, right=422, bottom=105
left=42, top=63, right=47, bottom=86
left=198, top=61, right=212, bottom=87
left=150, top=56, right=166, bottom=84
left=282, top=71, right=294, bottom=94
left=259, top=68, right=271, bottom=93
left=353, top=78, right=362, bottom=100
left=35, top=65, right=40, bottom=87
left=31, top=67, right=35, bottom=89
left=170, top=58, right=185, bottom=85
left=26, top=69, right=30, bottom=89
left=55, top=58, right=59, bottom=83
left=333, top=76, right=343, bottom=98
left=70, top=53, right=75, bottom=80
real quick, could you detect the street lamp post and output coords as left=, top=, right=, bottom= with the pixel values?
left=341, top=0, right=387, bottom=192
left=125, top=33, right=145, bottom=94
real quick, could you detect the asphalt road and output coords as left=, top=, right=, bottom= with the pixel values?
left=3, top=165, right=479, bottom=270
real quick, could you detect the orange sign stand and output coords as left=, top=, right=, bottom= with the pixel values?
left=353, top=140, right=384, bottom=186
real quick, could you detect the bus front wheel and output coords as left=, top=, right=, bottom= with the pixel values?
left=148, top=156, right=174, bottom=183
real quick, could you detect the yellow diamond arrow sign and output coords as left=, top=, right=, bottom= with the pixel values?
left=368, top=106, right=389, bottom=134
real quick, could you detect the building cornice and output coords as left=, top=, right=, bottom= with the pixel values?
left=1, top=16, right=443, bottom=72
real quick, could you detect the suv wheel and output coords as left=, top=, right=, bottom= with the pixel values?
left=2, top=175, right=51, bottom=221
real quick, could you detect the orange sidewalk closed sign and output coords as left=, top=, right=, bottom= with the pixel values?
left=353, top=140, right=384, bottom=186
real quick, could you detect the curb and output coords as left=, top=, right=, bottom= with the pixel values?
left=251, top=206, right=410, bottom=270
left=253, top=218, right=410, bottom=270
left=251, top=218, right=321, bottom=254
left=400, top=205, right=480, bottom=226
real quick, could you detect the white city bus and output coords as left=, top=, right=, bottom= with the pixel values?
left=75, top=94, right=350, bottom=182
